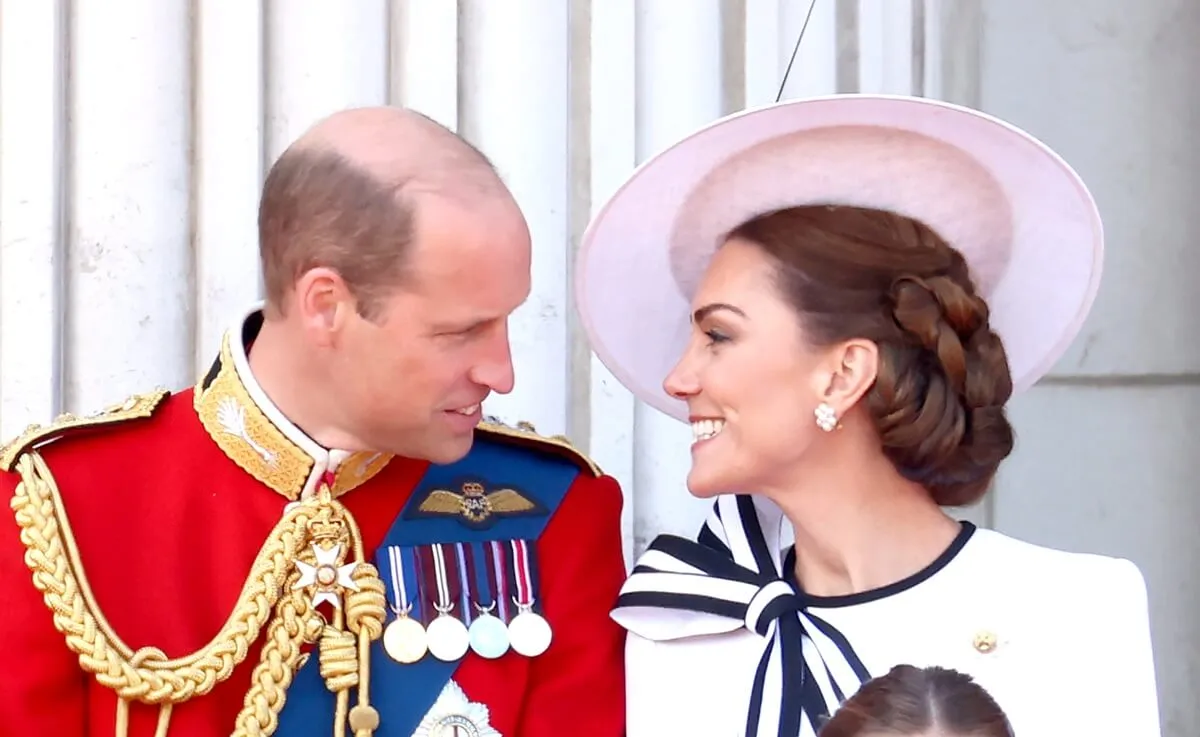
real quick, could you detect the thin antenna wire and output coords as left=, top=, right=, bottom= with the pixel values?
left=774, top=0, right=821, bottom=102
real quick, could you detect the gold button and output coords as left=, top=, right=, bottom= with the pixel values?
left=973, top=630, right=998, bottom=654
left=349, top=705, right=381, bottom=731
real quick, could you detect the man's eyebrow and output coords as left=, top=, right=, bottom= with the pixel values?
left=692, top=303, right=747, bottom=323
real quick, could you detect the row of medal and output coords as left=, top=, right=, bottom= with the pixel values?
left=380, top=539, right=553, bottom=665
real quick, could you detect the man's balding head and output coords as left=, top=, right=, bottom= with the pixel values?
left=257, top=106, right=511, bottom=318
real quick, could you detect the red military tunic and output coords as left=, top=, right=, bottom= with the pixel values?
left=0, top=314, right=627, bottom=737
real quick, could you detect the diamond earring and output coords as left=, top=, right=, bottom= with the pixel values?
left=814, top=402, right=838, bottom=432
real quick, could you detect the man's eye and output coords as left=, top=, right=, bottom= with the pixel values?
left=454, top=321, right=491, bottom=336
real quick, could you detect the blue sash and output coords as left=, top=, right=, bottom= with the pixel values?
left=275, top=433, right=580, bottom=736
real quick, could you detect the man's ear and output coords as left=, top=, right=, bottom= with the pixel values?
left=293, top=267, right=354, bottom=347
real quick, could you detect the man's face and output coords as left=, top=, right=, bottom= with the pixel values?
left=331, top=193, right=532, bottom=463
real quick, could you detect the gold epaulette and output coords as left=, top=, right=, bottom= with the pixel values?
left=0, top=388, right=170, bottom=473
left=477, top=418, right=603, bottom=477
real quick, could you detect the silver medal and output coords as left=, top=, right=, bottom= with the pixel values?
left=424, top=544, right=470, bottom=662
left=468, top=605, right=510, bottom=659
left=508, top=606, right=552, bottom=657
left=426, top=607, right=471, bottom=662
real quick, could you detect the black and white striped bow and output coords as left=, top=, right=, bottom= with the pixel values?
left=612, top=494, right=872, bottom=737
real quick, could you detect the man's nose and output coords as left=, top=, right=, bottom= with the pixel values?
left=473, top=327, right=516, bottom=395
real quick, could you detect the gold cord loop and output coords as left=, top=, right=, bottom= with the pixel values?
left=9, top=451, right=385, bottom=737
left=345, top=565, right=387, bottom=640
left=319, top=626, right=359, bottom=691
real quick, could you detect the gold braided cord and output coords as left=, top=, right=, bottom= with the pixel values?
left=341, top=566, right=386, bottom=736
left=9, top=451, right=388, bottom=737
left=230, top=489, right=387, bottom=737
left=328, top=608, right=354, bottom=737
left=318, top=626, right=359, bottom=691
left=10, top=451, right=313, bottom=705
left=344, top=565, right=387, bottom=643
left=231, top=560, right=319, bottom=737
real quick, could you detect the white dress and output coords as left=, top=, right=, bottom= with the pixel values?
left=613, top=494, right=1160, bottom=737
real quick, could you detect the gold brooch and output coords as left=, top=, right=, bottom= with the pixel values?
left=972, top=629, right=999, bottom=654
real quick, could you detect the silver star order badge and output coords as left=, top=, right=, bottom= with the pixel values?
left=413, top=680, right=500, bottom=737
left=293, top=542, right=359, bottom=608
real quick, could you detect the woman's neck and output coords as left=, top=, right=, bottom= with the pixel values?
left=763, top=447, right=963, bottom=598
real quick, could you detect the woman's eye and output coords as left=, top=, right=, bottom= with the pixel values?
left=704, top=328, right=730, bottom=345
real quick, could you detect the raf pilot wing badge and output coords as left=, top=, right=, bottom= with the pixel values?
left=407, top=479, right=548, bottom=530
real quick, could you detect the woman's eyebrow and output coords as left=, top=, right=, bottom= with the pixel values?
left=692, top=302, right=747, bottom=323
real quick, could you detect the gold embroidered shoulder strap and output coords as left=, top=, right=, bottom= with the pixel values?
left=0, top=389, right=170, bottom=472
left=476, top=418, right=603, bottom=477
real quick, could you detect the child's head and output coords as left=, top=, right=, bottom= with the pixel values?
left=819, top=665, right=1014, bottom=737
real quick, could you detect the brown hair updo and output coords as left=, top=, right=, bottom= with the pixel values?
left=727, top=204, right=1015, bottom=506
left=818, top=665, right=1014, bottom=737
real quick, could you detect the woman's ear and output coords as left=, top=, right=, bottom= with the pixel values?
left=813, top=338, right=879, bottom=411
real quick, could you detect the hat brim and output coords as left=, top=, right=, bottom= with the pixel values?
left=575, top=94, right=1102, bottom=423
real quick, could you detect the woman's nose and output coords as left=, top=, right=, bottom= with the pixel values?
left=663, top=357, right=699, bottom=400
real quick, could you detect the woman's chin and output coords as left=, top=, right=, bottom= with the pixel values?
left=685, top=468, right=736, bottom=499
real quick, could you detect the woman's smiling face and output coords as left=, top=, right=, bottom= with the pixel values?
left=662, top=237, right=839, bottom=498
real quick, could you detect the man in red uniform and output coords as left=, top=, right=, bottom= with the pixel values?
left=0, top=107, right=627, bottom=737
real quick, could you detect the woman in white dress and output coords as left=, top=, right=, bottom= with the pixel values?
left=573, top=95, right=1160, bottom=736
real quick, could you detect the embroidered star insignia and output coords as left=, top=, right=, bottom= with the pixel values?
left=293, top=542, right=359, bottom=608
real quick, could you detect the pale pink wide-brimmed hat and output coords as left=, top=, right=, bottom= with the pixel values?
left=575, top=94, right=1103, bottom=424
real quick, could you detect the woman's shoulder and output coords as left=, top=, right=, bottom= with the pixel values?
left=964, top=526, right=1148, bottom=599
left=955, top=529, right=1160, bottom=734
left=964, top=530, right=1142, bottom=588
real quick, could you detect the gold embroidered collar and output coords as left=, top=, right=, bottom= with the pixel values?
left=193, top=310, right=393, bottom=501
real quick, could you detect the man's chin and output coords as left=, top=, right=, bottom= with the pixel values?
left=417, top=434, right=476, bottom=466
left=372, top=420, right=479, bottom=465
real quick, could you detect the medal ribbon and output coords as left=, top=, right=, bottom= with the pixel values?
left=488, top=540, right=512, bottom=622
left=386, top=546, right=425, bottom=621
left=454, top=542, right=473, bottom=626
left=414, top=546, right=437, bottom=624
left=509, top=539, right=535, bottom=608
left=429, top=543, right=460, bottom=616
left=386, top=546, right=411, bottom=614
left=468, top=542, right=497, bottom=611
